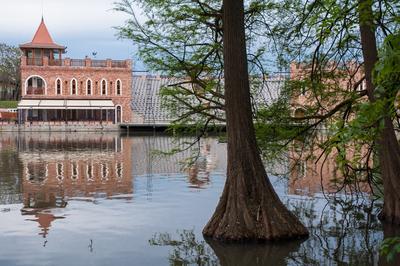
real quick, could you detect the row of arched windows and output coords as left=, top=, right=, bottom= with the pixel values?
left=26, top=161, right=124, bottom=183
left=55, top=78, right=122, bottom=96
left=55, top=162, right=124, bottom=181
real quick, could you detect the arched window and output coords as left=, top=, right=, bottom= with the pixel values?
left=56, top=78, right=62, bottom=95
left=56, top=163, right=64, bottom=181
left=116, top=162, right=123, bottom=180
left=101, top=79, right=107, bottom=95
left=71, top=162, right=79, bottom=180
left=86, top=163, right=94, bottom=181
left=71, top=78, right=78, bottom=95
left=86, top=79, right=92, bottom=95
left=25, top=75, right=47, bottom=95
left=116, top=105, right=122, bottom=123
left=26, top=162, right=48, bottom=183
left=116, top=80, right=122, bottom=95
left=101, top=163, right=109, bottom=180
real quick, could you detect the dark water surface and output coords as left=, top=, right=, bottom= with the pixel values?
left=0, top=132, right=397, bottom=265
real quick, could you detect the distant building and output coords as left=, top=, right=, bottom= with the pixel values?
left=17, top=18, right=133, bottom=126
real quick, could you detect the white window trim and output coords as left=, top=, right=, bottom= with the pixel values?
left=70, top=78, right=78, bottom=95
left=25, top=163, right=48, bottom=182
left=56, top=162, right=64, bottom=181
left=55, top=78, right=63, bottom=95
left=101, top=79, right=108, bottom=95
left=115, top=105, right=123, bottom=123
left=115, top=79, right=122, bottom=95
left=86, top=78, right=93, bottom=95
left=86, top=163, right=94, bottom=181
left=71, top=162, right=79, bottom=180
left=101, top=163, right=109, bottom=180
left=24, top=75, right=48, bottom=95
left=115, top=162, right=123, bottom=181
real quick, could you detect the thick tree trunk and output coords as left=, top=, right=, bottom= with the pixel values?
left=202, top=0, right=308, bottom=241
left=358, top=0, right=400, bottom=223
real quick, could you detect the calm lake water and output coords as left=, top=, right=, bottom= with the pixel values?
left=0, top=132, right=397, bottom=266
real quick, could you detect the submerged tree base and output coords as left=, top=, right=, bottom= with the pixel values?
left=202, top=155, right=309, bottom=242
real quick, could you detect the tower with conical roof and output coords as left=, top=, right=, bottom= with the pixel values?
left=20, top=17, right=66, bottom=66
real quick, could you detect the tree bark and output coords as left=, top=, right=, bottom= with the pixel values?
left=358, top=0, right=400, bottom=224
left=202, top=0, right=308, bottom=241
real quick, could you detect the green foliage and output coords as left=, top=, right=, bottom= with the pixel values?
left=0, top=43, right=20, bottom=90
left=373, top=31, right=400, bottom=102
left=0, top=100, right=17, bottom=109
left=380, top=237, right=400, bottom=262
left=254, top=0, right=400, bottom=192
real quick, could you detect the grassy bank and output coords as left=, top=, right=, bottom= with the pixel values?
left=0, top=101, right=18, bottom=109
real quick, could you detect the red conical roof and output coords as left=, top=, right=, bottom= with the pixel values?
left=31, top=17, right=55, bottom=44
left=20, top=18, right=66, bottom=50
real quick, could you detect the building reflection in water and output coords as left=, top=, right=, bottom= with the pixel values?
left=0, top=132, right=226, bottom=239
left=130, top=135, right=226, bottom=189
left=15, top=132, right=133, bottom=238
left=288, top=137, right=371, bottom=196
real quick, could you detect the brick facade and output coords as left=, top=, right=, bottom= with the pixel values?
left=18, top=18, right=133, bottom=124
left=20, top=57, right=133, bottom=122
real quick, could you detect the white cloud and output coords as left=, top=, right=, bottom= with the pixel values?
left=0, top=0, right=136, bottom=59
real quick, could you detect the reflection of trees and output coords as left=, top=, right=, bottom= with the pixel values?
left=380, top=224, right=400, bottom=266
left=149, top=229, right=303, bottom=266
left=0, top=138, right=23, bottom=204
left=206, top=238, right=303, bottom=266
left=149, top=230, right=218, bottom=266
left=149, top=198, right=385, bottom=265
left=287, top=197, right=382, bottom=265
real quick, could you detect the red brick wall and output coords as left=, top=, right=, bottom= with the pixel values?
left=21, top=57, right=133, bottom=123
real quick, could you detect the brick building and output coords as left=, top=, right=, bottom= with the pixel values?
left=17, top=18, right=132, bottom=126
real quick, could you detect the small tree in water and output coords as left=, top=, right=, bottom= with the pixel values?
left=115, top=0, right=308, bottom=241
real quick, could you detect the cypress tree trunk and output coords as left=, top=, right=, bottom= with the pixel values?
left=202, top=0, right=308, bottom=241
left=358, top=0, right=400, bottom=224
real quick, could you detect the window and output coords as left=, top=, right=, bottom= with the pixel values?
left=71, top=79, right=78, bottom=95
left=86, top=163, right=94, bottom=181
left=56, top=163, right=64, bottom=181
left=71, top=162, right=79, bottom=180
left=26, top=162, right=48, bottom=183
left=116, top=162, right=123, bottom=180
left=116, top=80, right=122, bottom=95
left=294, top=108, right=306, bottom=119
left=26, top=75, right=46, bottom=95
left=87, top=79, right=92, bottom=95
left=301, top=85, right=306, bottom=95
left=116, top=105, right=122, bottom=123
left=101, top=163, right=109, bottom=180
left=56, top=78, right=62, bottom=95
left=101, top=79, right=107, bottom=95
left=295, top=161, right=306, bottom=178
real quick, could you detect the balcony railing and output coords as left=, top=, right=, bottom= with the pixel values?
left=92, top=60, right=107, bottom=67
left=26, top=87, right=45, bottom=95
left=49, top=59, right=63, bottom=66
left=111, top=60, right=127, bottom=68
left=26, top=58, right=43, bottom=66
left=70, top=59, right=85, bottom=67
left=23, top=57, right=130, bottom=68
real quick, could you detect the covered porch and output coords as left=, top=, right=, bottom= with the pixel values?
left=17, top=100, right=120, bottom=125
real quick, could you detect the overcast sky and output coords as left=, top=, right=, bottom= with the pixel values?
left=0, top=0, right=146, bottom=69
